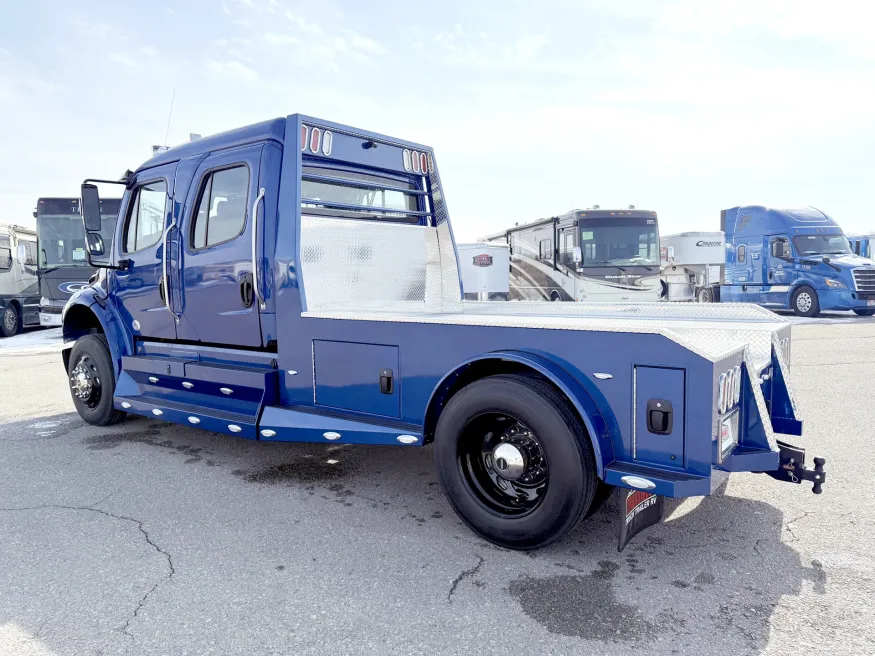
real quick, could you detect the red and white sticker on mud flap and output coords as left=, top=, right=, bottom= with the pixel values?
left=618, top=489, right=665, bottom=552
left=472, top=254, right=493, bottom=267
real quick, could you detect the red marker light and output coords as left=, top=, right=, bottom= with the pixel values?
left=420, top=152, right=428, bottom=175
left=412, top=150, right=421, bottom=173
left=301, top=125, right=309, bottom=151
left=310, top=127, right=321, bottom=154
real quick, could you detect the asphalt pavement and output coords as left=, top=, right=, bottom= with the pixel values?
left=1, top=319, right=873, bottom=655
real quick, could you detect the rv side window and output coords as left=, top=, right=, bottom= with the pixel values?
left=737, top=245, right=746, bottom=263
left=539, top=239, right=552, bottom=261
left=190, top=165, right=250, bottom=250
left=22, top=240, right=37, bottom=266
left=123, top=180, right=167, bottom=254
left=0, top=236, right=11, bottom=270
left=560, top=231, right=576, bottom=267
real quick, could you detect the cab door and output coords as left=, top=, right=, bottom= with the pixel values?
left=763, top=235, right=794, bottom=305
left=112, top=165, right=178, bottom=340
left=176, top=145, right=263, bottom=347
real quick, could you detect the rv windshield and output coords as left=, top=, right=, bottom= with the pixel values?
left=36, top=198, right=120, bottom=268
left=578, top=219, right=659, bottom=267
left=792, top=234, right=851, bottom=256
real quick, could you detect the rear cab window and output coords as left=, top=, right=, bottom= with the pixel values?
left=191, top=165, right=250, bottom=249
left=300, top=166, right=424, bottom=224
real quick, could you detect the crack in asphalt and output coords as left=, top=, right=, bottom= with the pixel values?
left=447, top=555, right=484, bottom=602
left=0, top=501, right=174, bottom=647
left=785, top=511, right=814, bottom=543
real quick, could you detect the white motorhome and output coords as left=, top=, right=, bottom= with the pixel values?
left=0, top=223, right=40, bottom=336
left=482, top=209, right=662, bottom=302
left=457, top=242, right=510, bottom=301
left=659, top=232, right=725, bottom=302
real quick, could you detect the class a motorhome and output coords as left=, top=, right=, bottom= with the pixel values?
left=481, top=208, right=662, bottom=302
left=0, top=223, right=40, bottom=337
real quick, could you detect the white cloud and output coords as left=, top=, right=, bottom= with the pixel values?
left=348, top=34, right=384, bottom=54
left=285, top=11, right=323, bottom=35
left=515, top=34, right=548, bottom=59
left=264, top=32, right=299, bottom=45
left=206, top=59, right=259, bottom=81
left=108, top=52, right=137, bottom=66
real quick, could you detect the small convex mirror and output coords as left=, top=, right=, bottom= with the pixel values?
left=80, top=184, right=103, bottom=233
left=86, top=232, right=105, bottom=257
left=572, top=246, right=582, bottom=264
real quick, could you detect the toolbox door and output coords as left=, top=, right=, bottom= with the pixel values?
left=634, top=365, right=685, bottom=468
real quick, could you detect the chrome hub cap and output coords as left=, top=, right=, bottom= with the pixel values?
left=69, top=355, right=101, bottom=408
left=491, top=442, right=526, bottom=481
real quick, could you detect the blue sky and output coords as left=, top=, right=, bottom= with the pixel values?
left=1, top=0, right=873, bottom=240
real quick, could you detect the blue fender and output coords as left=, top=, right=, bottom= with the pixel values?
left=61, top=286, right=130, bottom=377
left=424, top=349, right=617, bottom=478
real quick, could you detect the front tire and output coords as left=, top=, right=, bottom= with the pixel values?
left=792, top=285, right=820, bottom=317
left=853, top=309, right=875, bottom=317
left=696, top=287, right=713, bottom=303
left=434, top=373, right=598, bottom=550
left=2, top=304, right=20, bottom=337
left=68, top=334, right=126, bottom=426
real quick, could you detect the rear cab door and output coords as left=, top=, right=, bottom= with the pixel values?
left=176, top=144, right=265, bottom=347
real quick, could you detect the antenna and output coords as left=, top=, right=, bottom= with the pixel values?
left=164, top=89, right=176, bottom=147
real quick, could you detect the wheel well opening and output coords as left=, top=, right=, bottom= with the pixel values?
left=423, top=359, right=585, bottom=444
left=62, top=305, right=104, bottom=343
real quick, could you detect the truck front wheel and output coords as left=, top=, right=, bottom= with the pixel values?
left=67, top=334, right=126, bottom=426
left=791, top=286, right=820, bottom=317
left=434, top=373, right=598, bottom=550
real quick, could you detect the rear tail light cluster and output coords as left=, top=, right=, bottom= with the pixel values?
left=402, top=149, right=432, bottom=175
left=301, top=125, right=333, bottom=156
left=717, top=365, right=742, bottom=414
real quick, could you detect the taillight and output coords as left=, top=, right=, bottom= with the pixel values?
left=301, top=125, right=308, bottom=151
left=419, top=152, right=428, bottom=174
left=412, top=150, right=421, bottom=173
left=310, top=127, right=321, bottom=154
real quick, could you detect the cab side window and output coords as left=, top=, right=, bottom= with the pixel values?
left=771, top=237, right=791, bottom=260
left=191, top=166, right=249, bottom=250
left=123, top=181, right=167, bottom=254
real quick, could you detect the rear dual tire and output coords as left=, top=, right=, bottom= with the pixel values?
left=434, top=373, right=602, bottom=550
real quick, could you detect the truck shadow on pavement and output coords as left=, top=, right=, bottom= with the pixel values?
left=2, top=412, right=823, bottom=654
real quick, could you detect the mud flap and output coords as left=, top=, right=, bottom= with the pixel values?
left=618, top=489, right=664, bottom=552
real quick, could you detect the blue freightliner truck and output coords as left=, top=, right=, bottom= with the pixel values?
left=63, top=115, right=825, bottom=550
left=718, top=206, right=875, bottom=317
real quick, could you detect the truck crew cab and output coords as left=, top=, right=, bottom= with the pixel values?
left=63, top=115, right=825, bottom=550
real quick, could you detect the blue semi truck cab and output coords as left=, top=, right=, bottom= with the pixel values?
left=720, top=206, right=875, bottom=317
left=62, top=115, right=825, bottom=551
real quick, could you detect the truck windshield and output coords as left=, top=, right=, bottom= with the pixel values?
left=578, top=219, right=659, bottom=267
left=36, top=198, right=120, bottom=268
left=792, top=234, right=851, bottom=256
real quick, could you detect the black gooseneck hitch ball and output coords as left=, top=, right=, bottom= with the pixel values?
left=804, top=457, right=826, bottom=494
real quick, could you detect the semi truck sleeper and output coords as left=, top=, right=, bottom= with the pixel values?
left=63, top=114, right=825, bottom=551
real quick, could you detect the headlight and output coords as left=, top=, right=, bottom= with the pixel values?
left=825, top=278, right=846, bottom=288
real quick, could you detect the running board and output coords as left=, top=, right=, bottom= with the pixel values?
left=604, top=462, right=710, bottom=497
left=114, top=355, right=278, bottom=438
left=259, top=405, right=423, bottom=446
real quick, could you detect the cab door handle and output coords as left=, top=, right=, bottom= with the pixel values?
left=240, top=272, right=254, bottom=308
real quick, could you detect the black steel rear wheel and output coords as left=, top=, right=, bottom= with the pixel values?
left=435, top=373, right=598, bottom=550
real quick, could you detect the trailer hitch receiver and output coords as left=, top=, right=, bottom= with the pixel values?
left=766, top=440, right=826, bottom=494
